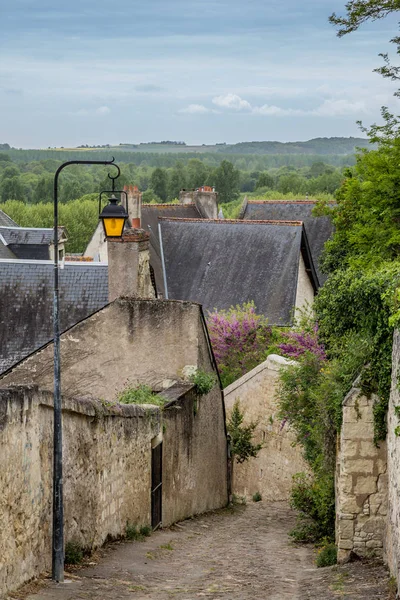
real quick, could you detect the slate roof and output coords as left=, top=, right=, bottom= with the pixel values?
left=0, top=226, right=66, bottom=246
left=141, top=204, right=201, bottom=296
left=0, top=210, right=19, bottom=227
left=159, top=218, right=318, bottom=325
left=239, top=200, right=334, bottom=285
left=0, top=240, right=16, bottom=259
left=0, top=260, right=108, bottom=374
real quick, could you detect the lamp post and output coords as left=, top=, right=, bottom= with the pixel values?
left=52, top=158, right=125, bottom=582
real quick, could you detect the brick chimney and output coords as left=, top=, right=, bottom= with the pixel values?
left=179, top=187, right=218, bottom=219
left=124, top=185, right=142, bottom=228
left=107, top=229, right=155, bottom=301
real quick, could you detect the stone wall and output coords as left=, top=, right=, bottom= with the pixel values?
left=224, top=354, right=308, bottom=501
left=386, top=330, right=400, bottom=579
left=162, top=384, right=228, bottom=526
left=0, top=381, right=228, bottom=598
left=336, top=385, right=387, bottom=562
left=0, top=386, right=159, bottom=598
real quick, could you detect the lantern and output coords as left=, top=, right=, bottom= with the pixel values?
left=99, top=194, right=128, bottom=238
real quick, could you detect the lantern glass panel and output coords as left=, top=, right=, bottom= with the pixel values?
left=102, top=216, right=125, bottom=238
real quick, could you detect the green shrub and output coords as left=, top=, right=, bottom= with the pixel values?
left=118, top=384, right=166, bottom=407
left=227, top=400, right=262, bottom=464
left=252, top=491, right=262, bottom=502
left=316, top=542, right=337, bottom=567
left=190, top=369, right=216, bottom=396
left=126, top=523, right=152, bottom=541
left=289, top=473, right=335, bottom=543
left=65, top=541, right=84, bottom=565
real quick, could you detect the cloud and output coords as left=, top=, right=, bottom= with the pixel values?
left=179, top=104, right=211, bottom=114
left=70, top=105, right=111, bottom=117
left=95, top=105, right=110, bottom=115
left=181, top=96, right=370, bottom=119
left=253, top=104, right=304, bottom=116
left=312, top=99, right=368, bottom=116
left=135, top=84, right=164, bottom=93
left=212, top=93, right=251, bottom=111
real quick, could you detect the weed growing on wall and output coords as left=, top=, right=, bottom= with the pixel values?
left=189, top=369, right=216, bottom=395
left=227, top=400, right=262, bottom=464
left=118, top=384, right=167, bottom=407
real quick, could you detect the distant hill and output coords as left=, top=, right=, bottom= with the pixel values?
left=218, top=137, right=371, bottom=155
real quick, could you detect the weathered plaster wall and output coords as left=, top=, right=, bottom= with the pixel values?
left=84, top=222, right=107, bottom=262
left=0, top=299, right=210, bottom=401
left=162, top=384, right=228, bottom=526
left=294, top=253, right=315, bottom=315
left=224, top=354, right=308, bottom=500
left=0, top=386, right=159, bottom=599
left=386, top=330, right=400, bottom=579
left=336, top=386, right=387, bottom=562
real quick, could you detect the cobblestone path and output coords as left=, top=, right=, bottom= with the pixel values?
left=18, top=502, right=391, bottom=600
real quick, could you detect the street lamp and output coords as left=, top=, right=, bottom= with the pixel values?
left=52, top=158, right=122, bottom=583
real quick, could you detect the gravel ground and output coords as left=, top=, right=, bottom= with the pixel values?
left=12, top=501, right=392, bottom=600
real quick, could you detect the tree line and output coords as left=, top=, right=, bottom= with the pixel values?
left=0, top=154, right=344, bottom=205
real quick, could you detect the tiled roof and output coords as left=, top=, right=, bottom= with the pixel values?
left=0, top=260, right=108, bottom=373
left=141, top=204, right=201, bottom=296
left=159, top=218, right=316, bottom=325
left=0, top=210, right=19, bottom=227
left=0, top=226, right=66, bottom=246
left=239, top=200, right=334, bottom=285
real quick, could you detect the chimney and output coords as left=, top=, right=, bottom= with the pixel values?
left=124, top=185, right=142, bottom=228
left=179, top=189, right=195, bottom=205
left=178, top=187, right=218, bottom=218
left=107, top=229, right=155, bottom=301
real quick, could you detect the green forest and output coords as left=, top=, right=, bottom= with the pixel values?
left=0, top=148, right=351, bottom=253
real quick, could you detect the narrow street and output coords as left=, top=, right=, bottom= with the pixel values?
left=19, top=502, right=390, bottom=600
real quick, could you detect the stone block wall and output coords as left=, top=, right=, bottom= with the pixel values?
left=386, top=330, right=400, bottom=580
left=224, top=354, right=308, bottom=501
left=336, top=386, right=387, bottom=562
left=0, top=381, right=228, bottom=598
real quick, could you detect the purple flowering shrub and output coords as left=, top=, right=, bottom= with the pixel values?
left=207, top=301, right=277, bottom=387
left=278, top=322, right=326, bottom=362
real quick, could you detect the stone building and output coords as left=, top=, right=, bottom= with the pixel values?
left=0, top=297, right=228, bottom=597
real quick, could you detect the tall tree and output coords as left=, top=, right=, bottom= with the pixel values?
left=213, top=160, right=240, bottom=203
left=150, top=168, right=168, bottom=202
left=167, top=162, right=186, bottom=201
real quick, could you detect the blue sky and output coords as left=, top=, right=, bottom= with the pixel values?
left=1, top=0, right=399, bottom=147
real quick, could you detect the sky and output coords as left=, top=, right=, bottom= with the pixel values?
left=1, top=0, right=399, bottom=147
